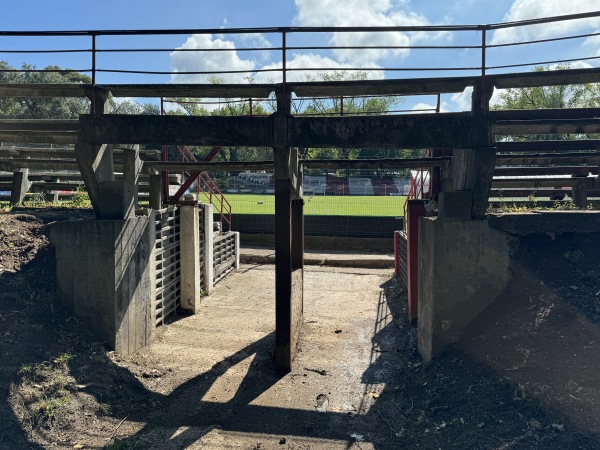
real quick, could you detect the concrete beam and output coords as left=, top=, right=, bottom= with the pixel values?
left=494, top=119, right=600, bottom=136
left=290, top=115, right=491, bottom=149
left=78, top=114, right=273, bottom=146
left=288, top=76, right=478, bottom=97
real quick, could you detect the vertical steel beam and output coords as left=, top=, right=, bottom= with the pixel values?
left=273, top=88, right=304, bottom=374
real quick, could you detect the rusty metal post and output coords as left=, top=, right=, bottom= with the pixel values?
left=407, top=200, right=426, bottom=323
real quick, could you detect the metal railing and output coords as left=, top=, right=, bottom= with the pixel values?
left=163, top=143, right=233, bottom=231
left=0, top=11, right=599, bottom=90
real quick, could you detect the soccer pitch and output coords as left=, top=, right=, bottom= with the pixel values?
left=219, top=194, right=407, bottom=216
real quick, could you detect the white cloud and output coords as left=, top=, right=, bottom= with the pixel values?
left=255, top=53, right=384, bottom=83
left=410, top=87, right=483, bottom=113
left=491, top=1, right=600, bottom=44
left=450, top=87, right=473, bottom=111
left=294, top=0, right=440, bottom=66
left=584, top=32, right=600, bottom=57
left=412, top=102, right=443, bottom=113
left=170, top=1, right=450, bottom=85
left=170, top=34, right=256, bottom=83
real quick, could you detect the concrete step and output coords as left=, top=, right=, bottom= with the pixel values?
left=240, top=246, right=394, bottom=269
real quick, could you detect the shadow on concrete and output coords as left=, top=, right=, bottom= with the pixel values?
left=3, top=240, right=600, bottom=448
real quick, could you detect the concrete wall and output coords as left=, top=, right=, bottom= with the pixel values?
left=49, top=216, right=154, bottom=354
left=241, top=234, right=393, bottom=253
left=230, top=214, right=403, bottom=239
left=418, top=217, right=513, bottom=362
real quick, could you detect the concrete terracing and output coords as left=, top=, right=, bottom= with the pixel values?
left=1, top=65, right=600, bottom=371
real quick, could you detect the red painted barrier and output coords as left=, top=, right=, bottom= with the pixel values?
left=406, top=200, right=426, bottom=323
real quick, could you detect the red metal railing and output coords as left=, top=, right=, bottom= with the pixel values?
left=172, top=144, right=232, bottom=231
left=160, top=102, right=232, bottom=231
left=403, top=168, right=430, bottom=230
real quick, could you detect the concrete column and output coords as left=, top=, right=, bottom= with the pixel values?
left=234, top=231, right=240, bottom=269
left=10, top=168, right=30, bottom=205
left=418, top=217, right=512, bottom=362
left=49, top=176, right=60, bottom=203
left=573, top=184, right=588, bottom=208
left=48, top=216, right=155, bottom=355
left=180, top=204, right=201, bottom=313
left=149, top=173, right=162, bottom=210
left=121, top=144, right=141, bottom=219
left=450, top=147, right=496, bottom=219
left=203, top=203, right=214, bottom=295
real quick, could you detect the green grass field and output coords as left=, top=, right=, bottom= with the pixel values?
left=214, top=194, right=406, bottom=216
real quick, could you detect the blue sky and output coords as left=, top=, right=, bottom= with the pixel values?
left=1, top=0, right=600, bottom=111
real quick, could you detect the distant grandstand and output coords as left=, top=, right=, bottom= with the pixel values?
left=225, top=171, right=411, bottom=196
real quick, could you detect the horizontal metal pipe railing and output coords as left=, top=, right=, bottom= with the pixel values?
left=0, top=11, right=599, bottom=86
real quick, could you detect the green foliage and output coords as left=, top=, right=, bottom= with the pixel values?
left=68, top=185, right=92, bottom=208
left=0, top=61, right=90, bottom=119
left=18, top=355, right=74, bottom=425
left=53, top=352, right=74, bottom=365
left=0, top=60, right=160, bottom=119
left=163, top=70, right=412, bottom=165
left=36, top=395, right=70, bottom=421
left=98, top=402, right=112, bottom=416
left=493, top=64, right=600, bottom=141
left=109, top=98, right=160, bottom=115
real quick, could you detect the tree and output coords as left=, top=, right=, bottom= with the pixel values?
left=109, top=98, right=160, bottom=115
left=0, top=60, right=161, bottom=120
left=297, top=71, right=423, bottom=171
left=165, top=80, right=273, bottom=163
left=0, top=61, right=90, bottom=119
left=492, top=65, right=598, bottom=141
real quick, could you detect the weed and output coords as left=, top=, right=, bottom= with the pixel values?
left=36, top=395, right=69, bottom=422
left=53, top=352, right=74, bottom=365
left=69, top=185, right=91, bottom=208
left=18, top=361, right=52, bottom=380
left=98, top=402, right=112, bottom=416
left=23, top=193, right=47, bottom=208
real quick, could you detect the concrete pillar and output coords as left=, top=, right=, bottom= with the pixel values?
left=573, top=185, right=588, bottom=208
left=417, top=217, right=512, bottom=362
left=121, top=144, right=141, bottom=219
left=450, top=147, right=496, bottom=219
left=149, top=173, right=162, bottom=210
left=203, top=203, right=214, bottom=295
left=10, top=168, right=30, bottom=205
left=48, top=216, right=155, bottom=354
left=180, top=204, right=201, bottom=313
left=49, top=176, right=60, bottom=203
left=234, top=231, right=240, bottom=269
